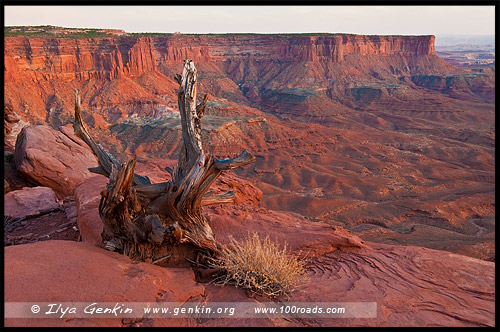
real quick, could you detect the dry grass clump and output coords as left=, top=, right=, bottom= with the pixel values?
left=4, top=215, right=24, bottom=231
left=209, top=232, right=307, bottom=297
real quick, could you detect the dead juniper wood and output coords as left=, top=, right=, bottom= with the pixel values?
left=73, top=60, right=255, bottom=266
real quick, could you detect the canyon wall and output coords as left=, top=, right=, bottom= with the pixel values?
left=4, top=34, right=435, bottom=82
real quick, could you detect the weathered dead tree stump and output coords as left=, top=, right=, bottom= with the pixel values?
left=73, top=60, right=255, bottom=266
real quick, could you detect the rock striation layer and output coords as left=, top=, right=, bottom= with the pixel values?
left=4, top=34, right=435, bottom=82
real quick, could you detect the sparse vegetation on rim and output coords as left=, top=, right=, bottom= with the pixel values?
left=209, top=232, right=307, bottom=297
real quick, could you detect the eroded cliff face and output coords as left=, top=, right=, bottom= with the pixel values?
left=4, top=34, right=436, bottom=83
left=5, top=37, right=157, bottom=81
left=4, top=33, right=449, bottom=130
left=154, top=34, right=436, bottom=63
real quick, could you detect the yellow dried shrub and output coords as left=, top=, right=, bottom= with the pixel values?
left=209, top=232, right=307, bottom=297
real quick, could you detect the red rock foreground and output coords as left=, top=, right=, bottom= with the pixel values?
left=14, top=124, right=98, bottom=198
left=5, top=133, right=495, bottom=327
left=4, top=186, right=60, bottom=220
left=4, top=218, right=494, bottom=327
left=4, top=241, right=203, bottom=327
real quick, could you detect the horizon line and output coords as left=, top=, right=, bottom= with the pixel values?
left=4, top=25, right=495, bottom=37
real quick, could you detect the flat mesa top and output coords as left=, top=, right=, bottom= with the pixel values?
left=4, top=26, right=434, bottom=39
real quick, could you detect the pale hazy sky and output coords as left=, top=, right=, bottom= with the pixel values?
left=4, top=6, right=495, bottom=37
